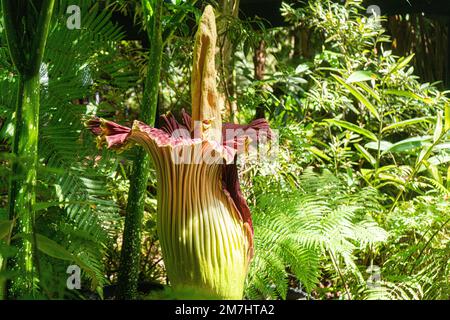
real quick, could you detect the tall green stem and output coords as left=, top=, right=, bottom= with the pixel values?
left=7, top=74, right=40, bottom=297
left=0, top=0, right=55, bottom=299
left=117, top=0, right=163, bottom=300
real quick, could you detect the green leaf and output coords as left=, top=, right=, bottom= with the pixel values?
left=346, top=71, right=376, bottom=84
left=307, top=146, right=331, bottom=161
left=447, top=167, right=450, bottom=190
left=383, top=136, right=432, bottom=154
left=434, top=112, right=443, bottom=142
left=428, top=155, right=450, bottom=167
left=365, top=140, right=392, bottom=151
left=17, top=233, right=100, bottom=289
left=34, top=200, right=93, bottom=212
left=0, top=270, right=18, bottom=281
left=354, top=81, right=381, bottom=104
left=387, top=53, right=415, bottom=76
left=433, top=143, right=450, bottom=151
left=295, top=64, right=309, bottom=74
left=142, top=0, right=154, bottom=22
left=382, top=117, right=431, bottom=133
left=0, top=240, right=18, bottom=257
left=418, top=155, right=450, bottom=173
left=378, top=173, right=407, bottom=186
left=383, top=89, right=432, bottom=104
left=19, top=233, right=75, bottom=261
left=445, top=103, right=450, bottom=132
left=332, top=74, right=380, bottom=120
left=0, top=220, right=13, bottom=240
left=325, top=119, right=378, bottom=141
left=354, top=143, right=376, bottom=167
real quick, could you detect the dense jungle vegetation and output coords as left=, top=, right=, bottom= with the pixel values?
left=0, top=0, right=449, bottom=300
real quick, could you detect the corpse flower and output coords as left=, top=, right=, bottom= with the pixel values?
left=87, top=5, right=272, bottom=299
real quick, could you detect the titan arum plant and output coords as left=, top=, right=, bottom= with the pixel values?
left=0, top=0, right=55, bottom=298
left=88, top=5, right=272, bottom=299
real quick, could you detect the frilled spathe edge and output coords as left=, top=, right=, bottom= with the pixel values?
left=86, top=117, right=238, bottom=164
left=86, top=112, right=272, bottom=167
left=86, top=112, right=273, bottom=258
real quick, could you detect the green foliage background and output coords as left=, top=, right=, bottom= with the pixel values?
left=0, top=0, right=448, bottom=300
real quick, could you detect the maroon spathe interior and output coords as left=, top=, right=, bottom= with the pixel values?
left=87, top=112, right=273, bottom=237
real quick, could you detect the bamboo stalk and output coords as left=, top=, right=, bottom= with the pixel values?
left=116, top=0, right=163, bottom=300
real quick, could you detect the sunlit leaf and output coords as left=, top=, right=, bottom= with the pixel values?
left=386, top=53, right=415, bottom=76
left=383, top=136, right=432, bottom=154
left=433, top=112, right=443, bottom=142
left=384, top=89, right=433, bottom=104
left=17, top=233, right=98, bottom=287
left=354, top=81, right=381, bottom=104
left=295, top=64, right=309, bottom=74
left=346, top=71, right=376, bottom=84
left=433, top=143, right=450, bottom=151
left=445, top=103, right=450, bottom=132
left=332, top=74, right=380, bottom=120
left=382, top=117, right=431, bottom=133
left=18, top=233, right=74, bottom=261
left=427, top=155, right=450, bottom=167
left=365, top=140, right=392, bottom=151
left=354, top=143, right=376, bottom=166
left=326, top=119, right=378, bottom=141
left=307, top=146, right=331, bottom=161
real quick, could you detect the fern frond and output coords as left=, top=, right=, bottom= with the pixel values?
left=245, top=168, right=387, bottom=299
